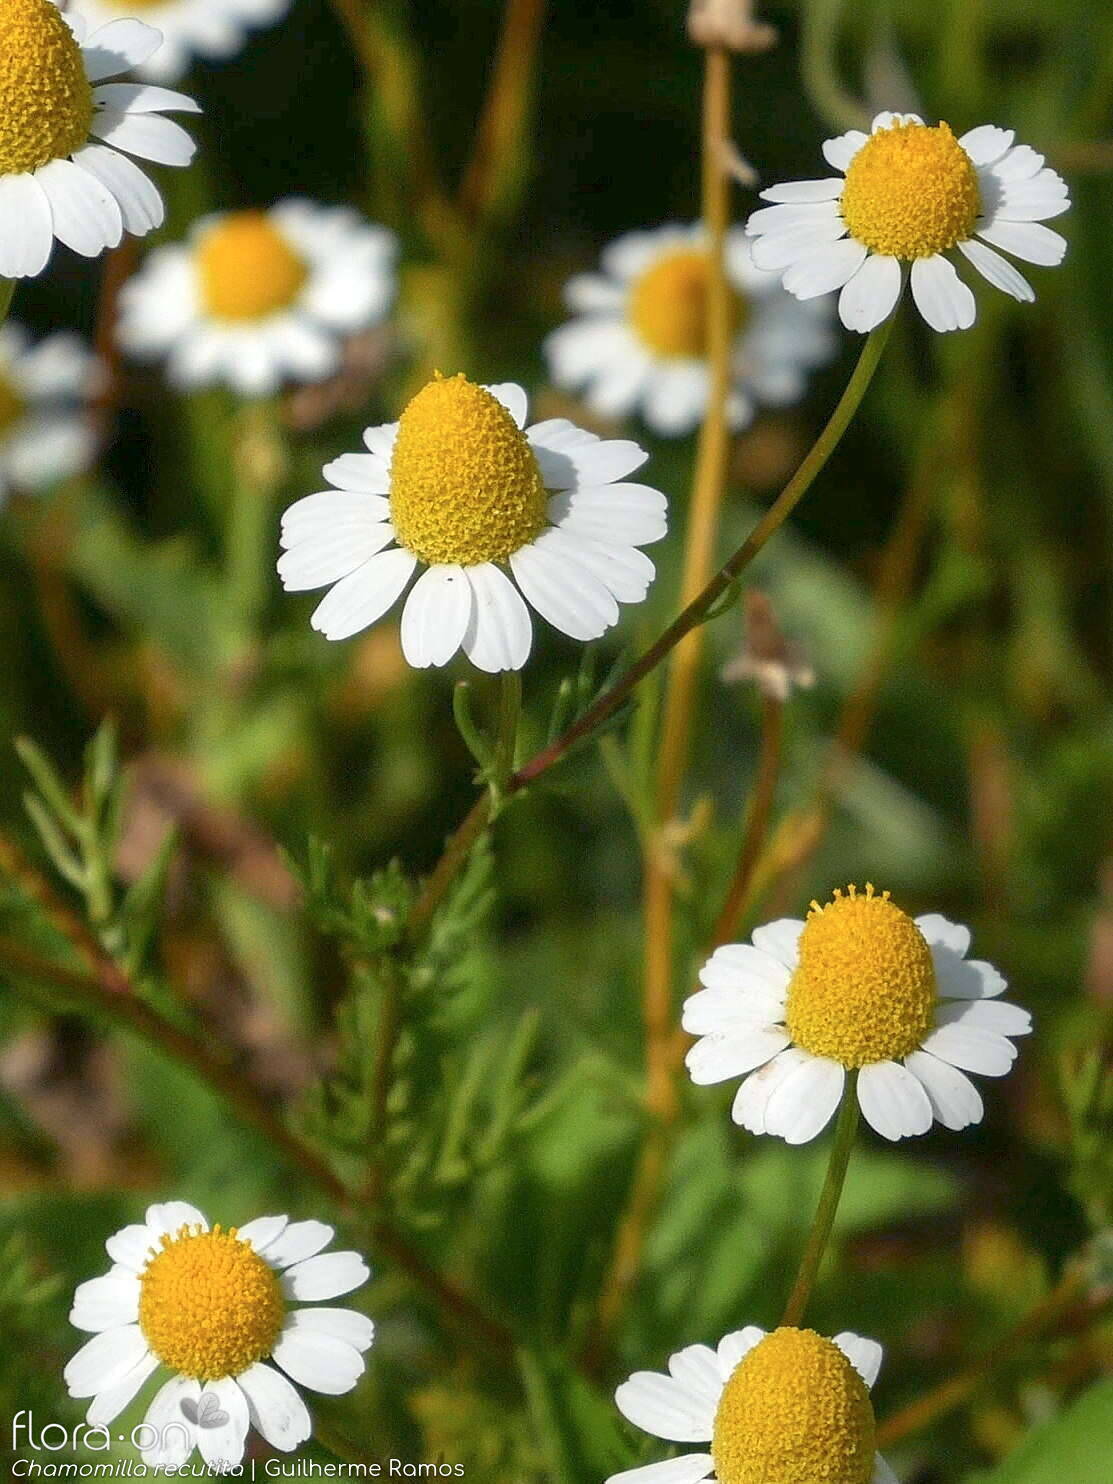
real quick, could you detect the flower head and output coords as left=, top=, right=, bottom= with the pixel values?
left=65, top=1202, right=373, bottom=1470
left=608, top=1324, right=898, bottom=1484
left=684, top=885, right=1031, bottom=1143
left=117, top=200, right=397, bottom=397
left=545, top=225, right=833, bottom=436
left=70, top=0, right=293, bottom=83
left=0, top=0, right=198, bottom=278
left=0, top=324, right=102, bottom=503
left=746, top=112, right=1069, bottom=334
left=278, top=376, right=667, bottom=671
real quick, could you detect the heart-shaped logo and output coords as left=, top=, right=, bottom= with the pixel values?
left=180, top=1391, right=230, bottom=1429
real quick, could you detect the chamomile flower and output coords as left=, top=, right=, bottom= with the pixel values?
left=117, top=201, right=397, bottom=397
left=0, top=0, right=199, bottom=279
left=544, top=224, right=834, bottom=437
left=746, top=112, right=1069, bottom=334
left=278, top=375, right=667, bottom=671
left=684, top=884, right=1031, bottom=1143
left=0, top=324, right=102, bottom=504
left=609, top=1324, right=897, bottom=1484
left=65, top=1203, right=373, bottom=1470
left=71, top=0, right=292, bottom=83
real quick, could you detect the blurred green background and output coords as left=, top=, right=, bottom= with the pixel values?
left=1, top=0, right=1112, bottom=1480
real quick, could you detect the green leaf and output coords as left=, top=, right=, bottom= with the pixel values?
left=965, top=1380, right=1113, bottom=1483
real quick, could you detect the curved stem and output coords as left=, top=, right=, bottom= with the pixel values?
left=801, top=0, right=871, bottom=133
left=780, top=1073, right=860, bottom=1326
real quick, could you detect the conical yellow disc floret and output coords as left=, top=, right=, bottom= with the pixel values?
left=0, top=0, right=94, bottom=176
left=138, top=1224, right=285, bottom=1380
left=197, top=212, right=309, bottom=322
left=841, top=121, right=981, bottom=260
left=629, top=250, right=745, bottom=358
left=389, top=373, right=548, bottom=567
left=712, top=1328, right=876, bottom=1484
left=786, top=884, right=936, bottom=1066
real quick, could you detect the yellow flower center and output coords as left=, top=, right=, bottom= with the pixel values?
left=389, top=373, right=548, bottom=567
left=138, top=1224, right=285, bottom=1380
left=0, top=373, right=26, bottom=435
left=840, top=121, right=981, bottom=260
left=628, top=249, right=746, bottom=358
left=712, top=1328, right=876, bottom=1484
left=785, top=884, right=936, bottom=1066
left=0, top=0, right=94, bottom=177
left=197, top=212, right=309, bottom=323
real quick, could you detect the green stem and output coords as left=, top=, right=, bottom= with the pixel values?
left=227, top=400, right=284, bottom=633
left=780, top=1072, right=860, bottom=1326
left=492, top=669, right=523, bottom=801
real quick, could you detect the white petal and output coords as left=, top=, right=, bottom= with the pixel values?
left=783, top=240, right=869, bottom=299
left=915, top=914, right=970, bottom=956
left=236, top=1364, right=311, bottom=1453
left=682, top=987, right=785, bottom=1037
left=64, top=1325, right=149, bottom=1397
left=764, top=1055, right=846, bottom=1144
left=990, top=145, right=1047, bottom=183
left=904, top=1050, right=983, bottom=1131
left=920, top=1023, right=1017, bottom=1077
left=750, top=220, right=849, bottom=272
left=992, top=169, right=1070, bottom=222
left=934, top=998, right=1031, bottom=1037
left=549, top=483, right=667, bottom=547
left=362, top=422, right=399, bottom=459
left=70, top=145, right=163, bottom=236
left=731, top=1049, right=810, bottom=1134
left=91, top=83, right=201, bottom=116
left=146, top=1201, right=208, bottom=1237
left=265, top=1220, right=335, bottom=1270
left=323, top=451, right=391, bottom=494
left=278, top=521, right=394, bottom=591
left=236, top=1215, right=289, bottom=1253
left=605, top=1457, right=714, bottom=1484
left=0, top=174, right=54, bottom=278
left=685, top=1027, right=790, bottom=1086
left=564, top=272, right=626, bottom=313
left=528, top=424, right=647, bottom=489
left=310, top=548, right=416, bottom=642
left=839, top=255, right=902, bottom=331
left=872, top=111, right=924, bottom=131
left=82, top=20, right=164, bottom=81
left=958, top=238, right=1034, bottom=302
left=90, top=110, right=196, bottom=167
left=872, top=1454, right=901, bottom=1484
left=614, top=1371, right=715, bottom=1443
left=35, top=159, right=123, bottom=258
left=857, top=1060, right=933, bottom=1140
left=106, top=1224, right=159, bottom=1272
left=667, top=1345, right=724, bottom=1409
left=195, top=1377, right=250, bottom=1472
left=746, top=201, right=843, bottom=235
left=462, top=564, right=532, bottom=672
left=539, top=530, right=655, bottom=604
left=717, top=1327, right=765, bottom=1378
left=86, top=1350, right=159, bottom=1427
left=399, top=564, right=472, bottom=667
left=286, top=1306, right=376, bottom=1352
left=70, top=1271, right=140, bottom=1332
left=485, top=382, right=528, bottom=427
left=833, top=1332, right=883, bottom=1388
left=959, top=125, right=1015, bottom=166
left=282, top=1251, right=370, bottom=1302
left=281, top=490, right=390, bottom=543
left=823, top=131, right=869, bottom=171
left=698, top=942, right=792, bottom=996
left=976, top=219, right=1066, bottom=266
left=510, top=535, right=619, bottom=642
left=759, top=179, right=846, bottom=203
left=271, top=1327, right=366, bottom=1395
left=909, top=255, right=976, bottom=333
left=750, top=919, right=803, bottom=968
left=140, top=1376, right=199, bottom=1469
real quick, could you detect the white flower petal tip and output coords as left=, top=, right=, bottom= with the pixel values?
left=281, top=375, right=667, bottom=669
left=66, top=1205, right=372, bottom=1468
left=748, top=114, right=1068, bottom=334
left=0, top=7, right=201, bottom=278
left=117, top=201, right=399, bottom=396
left=613, top=1327, right=885, bottom=1479
left=543, top=222, right=834, bottom=437
left=687, top=893, right=1025, bottom=1142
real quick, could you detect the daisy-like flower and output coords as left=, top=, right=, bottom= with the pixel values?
left=70, top=0, right=292, bottom=83
left=65, top=1202, right=373, bottom=1470
left=0, top=324, right=102, bottom=504
left=0, top=0, right=199, bottom=279
left=609, top=1323, right=897, bottom=1484
left=746, top=112, right=1069, bottom=334
left=544, top=224, right=834, bottom=437
left=117, top=200, right=397, bottom=398
left=684, top=884, right=1031, bottom=1143
left=278, top=374, right=667, bottom=671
